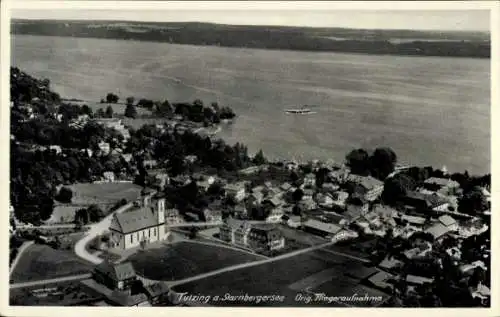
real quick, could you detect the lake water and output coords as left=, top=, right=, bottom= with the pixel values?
left=12, top=35, right=490, bottom=175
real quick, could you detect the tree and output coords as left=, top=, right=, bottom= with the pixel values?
left=81, top=104, right=93, bottom=116
left=124, top=103, right=137, bottom=118
left=370, top=147, right=397, bottom=180
left=105, top=106, right=114, bottom=118
left=382, top=174, right=416, bottom=205
left=126, top=96, right=135, bottom=106
left=96, top=108, right=105, bottom=118
left=292, top=188, right=304, bottom=203
left=253, top=149, right=267, bottom=165
left=458, top=186, right=488, bottom=215
left=346, top=148, right=370, bottom=176
left=56, top=187, right=73, bottom=203
left=315, top=167, right=329, bottom=188
left=105, top=93, right=119, bottom=103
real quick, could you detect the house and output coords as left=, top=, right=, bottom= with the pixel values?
left=247, top=191, right=264, bottom=206
left=346, top=175, right=384, bottom=202
left=122, top=154, right=133, bottom=163
left=49, top=145, right=62, bottom=154
left=266, top=208, right=284, bottom=223
left=196, top=175, right=216, bottom=192
left=203, top=208, right=222, bottom=223
left=280, top=182, right=293, bottom=193
left=154, top=173, right=170, bottom=190
left=445, top=247, right=462, bottom=261
left=405, top=275, right=434, bottom=286
left=438, top=215, right=458, bottom=231
left=224, top=182, right=247, bottom=202
left=220, top=218, right=284, bottom=251
left=298, top=198, right=317, bottom=211
left=458, top=221, right=489, bottom=238
left=400, top=215, right=427, bottom=227
left=367, top=271, right=395, bottom=292
left=471, top=282, right=490, bottom=305
left=328, top=169, right=349, bottom=183
left=332, top=229, right=358, bottom=243
left=331, top=191, right=349, bottom=208
left=393, top=225, right=419, bottom=239
left=98, top=142, right=111, bottom=155
left=171, top=175, right=192, bottom=186
left=93, top=261, right=137, bottom=292
left=316, top=193, right=335, bottom=209
left=303, top=173, right=316, bottom=187
left=302, top=188, right=315, bottom=200
left=109, top=195, right=168, bottom=250
left=165, top=208, right=182, bottom=225
left=404, top=192, right=449, bottom=212
left=285, top=215, right=302, bottom=228
left=425, top=222, right=451, bottom=240
left=184, top=155, right=198, bottom=164
left=143, top=282, right=170, bottom=305
left=423, top=177, right=460, bottom=192
left=343, top=202, right=369, bottom=223
left=220, top=218, right=251, bottom=247
left=302, top=219, right=342, bottom=237
left=234, top=204, right=249, bottom=219
left=247, top=224, right=285, bottom=251
left=103, top=171, right=115, bottom=183
left=378, top=257, right=404, bottom=272
left=459, top=260, right=487, bottom=275
left=322, top=182, right=340, bottom=193
left=143, top=159, right=158, bottom=170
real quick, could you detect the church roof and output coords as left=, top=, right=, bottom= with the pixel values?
left=110, top=207, right=159, bottom=234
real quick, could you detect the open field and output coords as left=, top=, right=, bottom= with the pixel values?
left=10, top=244, right=93, bottom=283
left=45, top=205, right=81, bottom=224
left=128, top=241, right=262, bottom=281
left=10, top=280, right=103, bottom=306
left=68, top=182, right=143, bottom=205
left=171, top=250, right=385, bottom=307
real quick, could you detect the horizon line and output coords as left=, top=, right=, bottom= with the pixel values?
left=11, top=18, right=491, bottom=34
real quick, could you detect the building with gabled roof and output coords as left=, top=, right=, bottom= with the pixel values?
left=109, top=195, right=169, bottom=250
left=93, top=261, right=137, bottom=292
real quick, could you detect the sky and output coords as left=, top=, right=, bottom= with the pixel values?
left=11, top=8, right=491, bottom=32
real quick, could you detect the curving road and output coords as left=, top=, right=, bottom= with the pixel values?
left=9, top=240, right=35, bottom=275
left=74, top=202, right=134, bottom=264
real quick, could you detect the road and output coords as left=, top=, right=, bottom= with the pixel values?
left=74, top=202, right=134, bottom=265
left=17, top=224, right=91, bottom=230
left=166, top=240, right=338, bottom=288
left=10, top=273, right=92, bottom=289
left=9, top=240, right=35, bottom=275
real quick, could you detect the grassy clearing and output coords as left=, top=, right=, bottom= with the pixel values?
left=128, top=241, right=262, bottom=281
left=68, top=182, right=143, bottom=205
left=10, top=244, right=93, bottom=283
left=122, top=117, right=171, bottom=130
left=45, top=205, right=81, bottom=224
left=172, top=250, right=382, bottom=307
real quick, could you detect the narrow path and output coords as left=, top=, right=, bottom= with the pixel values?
left=165, top=241, right=337, bottom=288
left=10, top=273, right=92, bottom=290
left=9, top=240, right=35, bottom=276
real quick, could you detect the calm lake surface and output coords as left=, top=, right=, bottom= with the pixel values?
left=12, top=35, right=490, bottom=175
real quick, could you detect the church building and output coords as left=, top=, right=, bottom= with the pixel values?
left=109, top=195, right=169, bottom=250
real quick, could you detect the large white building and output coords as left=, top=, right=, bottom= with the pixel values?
left=109, top=196, right=169, bottom=250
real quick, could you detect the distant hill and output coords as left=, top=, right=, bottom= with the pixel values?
left=11, top=19, right=490, bottom=58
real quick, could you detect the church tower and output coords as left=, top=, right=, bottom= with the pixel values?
left=157, top=198, right=165, bottom=224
